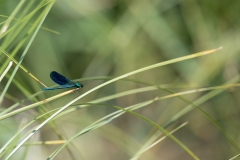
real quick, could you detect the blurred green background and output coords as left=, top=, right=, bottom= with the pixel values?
left=0, top=0, right=240, bottom=159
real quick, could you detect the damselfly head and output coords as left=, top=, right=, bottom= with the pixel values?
left=75, top=83, right=84, bottom=88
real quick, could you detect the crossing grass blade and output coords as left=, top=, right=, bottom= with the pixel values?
left=47, top=103, right=199, bottom=160
left=6, top=47, right=222, bottom=159
left=0, top=0, right=55, bottom=105
left=0, top=61, right=12, bottom=82
left=0, top=47, right=47, bottom=87
left=0, top=88, right=77, bottom=121
left=0, top=14, right=60, bottom=34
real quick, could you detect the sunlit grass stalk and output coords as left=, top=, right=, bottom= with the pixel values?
left=5, top=47, right=221, bottom=159
left=49, top=76, right=240, bottom=158
left=0, top=0, right=52, bottom=40
left=0, top=0, right=25, bottom=36
left=1, top=76, right=184, bottom=116
left=0, top=0, right=34, bottom=49
left=3, top=77, right=238, bottom=158
left=48, top=102, right=198, bottom=160
left=0, top=0, right=55, bottom=105
left=0, top=108, right=60, bottom=157
left=0, top=88, right=76, bottom=120
left=135, top=75, right=240, bottom=159
left=0, top=14, right=59, bottom=34
left=130, top=122, right=189, bottom=160
left=229, top=154, right=240, bottom=160
left=0, top=92, right=40, bottom=116
left=0, top=1, right=48, bottom=73
left=0, top=61, right=12, bottom=82
left=3, top=76, right=238, bottom=156
left=0, top=48, right=47, bottom=87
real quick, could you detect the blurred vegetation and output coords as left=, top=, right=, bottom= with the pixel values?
left=0, top=0, right=240, bottom=159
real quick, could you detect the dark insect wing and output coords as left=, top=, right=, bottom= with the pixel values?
left=50, top=71, right=70, bottom=85
left=41, top=71, right=83, bottom=91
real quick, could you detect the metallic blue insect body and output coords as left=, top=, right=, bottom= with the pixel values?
left=41, top=71, right=83, bottom=91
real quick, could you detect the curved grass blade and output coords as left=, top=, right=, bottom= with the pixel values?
left=230, top=154, right=240, bottom=160
left=0, top=0, right=55, bottom=106
left=0, top=14, right=60, bottom=34
left=0, top=2, right=53, bottom=77
left=0, top=88, right=76, bottom=121
left=132, top=76, right=240, bottom=158
left=0, top=108, right=60, bottom=157
left=0, top=48, right=47, bottom=87
left=0, top=0, right=25, bottom=36
left=6, top=47, right=221, bottom=159
left=0, top=61, right=12, bottom=82
left=47, top=103, right=199, bottom=160
left=130, top=122, right=189, bottom=160
left=0, top=0, right=52, bottom=40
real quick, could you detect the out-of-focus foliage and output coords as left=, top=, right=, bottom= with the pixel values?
left=0, top=0, right=240, bottom=159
